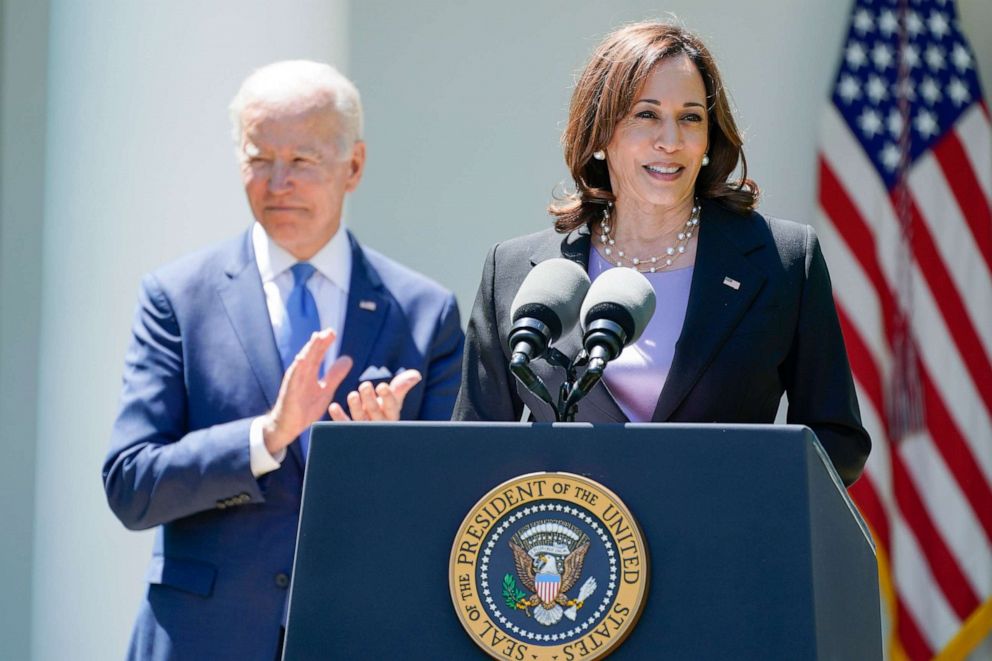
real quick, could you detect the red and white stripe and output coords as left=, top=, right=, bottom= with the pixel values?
left=537, top=576, right=559, bottom=605
left=819, top=98, right=992, bottom=659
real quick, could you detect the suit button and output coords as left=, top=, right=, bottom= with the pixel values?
left=275, top=573, right=290, bottom=589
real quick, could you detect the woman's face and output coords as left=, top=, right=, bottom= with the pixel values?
left=604, top=54, right=709, bottom=215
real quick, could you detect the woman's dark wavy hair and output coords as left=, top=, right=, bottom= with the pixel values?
left=550, top=21, right=759, bottom=232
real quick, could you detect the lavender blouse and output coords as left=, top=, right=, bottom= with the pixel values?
left=588, top=249, right=694, bottom=422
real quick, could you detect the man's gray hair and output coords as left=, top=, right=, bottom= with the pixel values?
left=229, top=60, right=363, bottom=157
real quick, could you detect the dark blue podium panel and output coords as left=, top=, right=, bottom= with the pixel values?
left=284, top=423, right=881, bottom=660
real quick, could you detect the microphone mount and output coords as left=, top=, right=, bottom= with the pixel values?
left=508, top=342, right=587, bottom=423
left=509, top=320, right=632, bottom=423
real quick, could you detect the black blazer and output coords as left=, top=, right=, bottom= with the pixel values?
left=453, top=200, right=870, bottom=486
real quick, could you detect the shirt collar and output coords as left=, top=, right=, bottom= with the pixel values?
left=252, top=222, right=352, bottom=292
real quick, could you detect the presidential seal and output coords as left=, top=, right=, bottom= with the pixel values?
left=449, top=473, right=649, bottom=660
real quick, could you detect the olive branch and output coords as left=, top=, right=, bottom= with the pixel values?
left=502, top=573, right=528, bottom=609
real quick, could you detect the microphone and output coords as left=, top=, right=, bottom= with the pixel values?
left=564, top=268, right=656, bottom=414
left=507, top=259, right=591, bottom=411
left=508, top=259, right=591, bottom=364
left=579, top=267, right=656, bottom=364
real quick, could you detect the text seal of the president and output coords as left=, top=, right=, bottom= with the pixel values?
left=449, top=472, right=649, bottom=660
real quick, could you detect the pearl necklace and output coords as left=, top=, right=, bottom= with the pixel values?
left=598, top=202, right=701, bottom=272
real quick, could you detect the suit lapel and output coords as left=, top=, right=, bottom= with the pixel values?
left=527, top=226, right=628, bottom=423
left=337, top=232, right=389, bottom=397
left=218, top=231, right=284, bottom=412
left=651, top=202, right=767, bottom=422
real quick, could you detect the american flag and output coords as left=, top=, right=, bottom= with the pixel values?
left=816, top=0, right=992, bottom=658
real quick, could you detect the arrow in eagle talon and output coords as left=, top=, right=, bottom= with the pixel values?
left=564, top=577, right=598, bottom=621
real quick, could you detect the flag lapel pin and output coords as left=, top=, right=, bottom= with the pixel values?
left=722, top=277, right=741, bottom=290
left=359, top=300, right=377, bottom=312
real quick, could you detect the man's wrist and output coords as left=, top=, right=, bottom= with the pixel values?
left=260, top=413, right=293, bottom=455
left=249, top=416, right=285, bottom=477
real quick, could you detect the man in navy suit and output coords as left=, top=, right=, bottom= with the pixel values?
left=103, top=61, right=463, bottom=660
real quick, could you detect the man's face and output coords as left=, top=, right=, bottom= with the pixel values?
left=239, top=101, right=365, bottom=260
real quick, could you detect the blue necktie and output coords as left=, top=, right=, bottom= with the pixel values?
left=279, top=263, right=321, bottom=457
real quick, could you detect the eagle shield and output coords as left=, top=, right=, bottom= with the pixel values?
left=536, top=569, right=560, bottom=604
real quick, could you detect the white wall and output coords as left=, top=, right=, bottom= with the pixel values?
left=31, top=2, right=348, bottom=658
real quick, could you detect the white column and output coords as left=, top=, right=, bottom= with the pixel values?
left=32, top=2, right=348, bottom=658
left=0, top=1, right=50, bottom=659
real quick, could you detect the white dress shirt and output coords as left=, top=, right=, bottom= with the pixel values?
left=248, top=221, right=352, bottom=476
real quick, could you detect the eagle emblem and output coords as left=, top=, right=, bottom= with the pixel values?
left=505, top=519, right=598, bottom=626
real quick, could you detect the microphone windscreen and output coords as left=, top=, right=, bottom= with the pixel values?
left=510, top=259, right=592, bottom=342
left=580, top=268, right=656, bottom=344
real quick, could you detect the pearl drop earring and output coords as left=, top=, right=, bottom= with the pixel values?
left=592, top=150, right=606, bottom=161
left=701, top=153, right=710, bottom=166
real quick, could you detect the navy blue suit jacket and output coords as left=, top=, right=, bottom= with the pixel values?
left=103, top=229, right=463, bottom=660
left=453, top=201, right=870, bottom=486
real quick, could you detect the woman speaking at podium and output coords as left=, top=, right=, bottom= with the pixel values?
left=452, top=21, right=870, bottom=486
